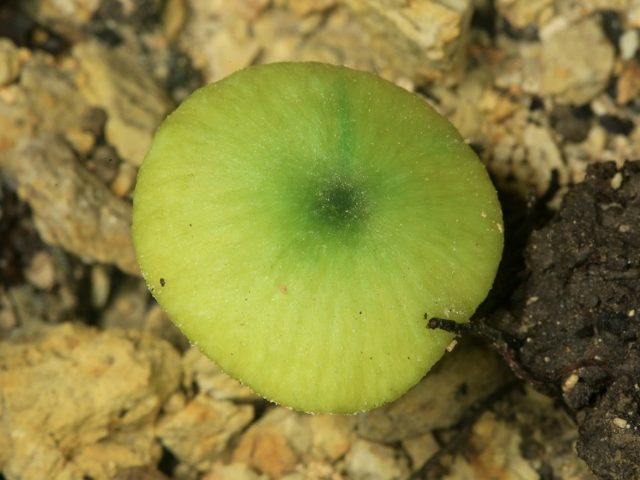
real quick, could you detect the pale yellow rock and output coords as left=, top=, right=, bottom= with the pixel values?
left=203, top=462, right=263, bottom=480
left=308, top=415, right=356, bottom=462
left=143, top=304, right=189, bottom=350
left=65, top=127, right=96, bottom=155
left=0, top=136, right=139, bottom=275
left=340, top=0, right=474, bottom=83
left=0, top=323, right=181, bottom=480
left=183, top=347, right=258, bottom=401
left=73, top=41, right=171, bottom=166
left=628, top=1, right=640, bottom=27
left=0, top=53, right=95, bottom=156
left=0, top=290, right=17, bottom=334
left=356, top=341, right=511, bottom=442
left=91, top=264, right=111, bottom=309
left=522, top=124, right=566, bottom=195
left=162, top=0, right=188, bottom=42
left=494, top=17, right=615, bottom=105
left=443, top=412, right=540, bottom=480
left=344, top=440, right=409, bottom=480
left=156, top=395, right=254, bottom=471
left=179, top=0, right=466, bottom=86
left=498, top=0, right=555, bottom=27
left=24, top=250, right=56, bottom=290
left=402, top=433, right=440, bottom=471
left=539, top=17, right=615, bottom=104
left=179, top=0, right=261, bottom=83
left=254, top=7, right=367, bottom=68
left=233, top=0, right=273, bottom=20
left=285, top=0, right=337, bottom=17
left=22, top=0, right=101, bottom=39
left=71, top=426, right=163, bottom=480
left=445, top=387, right=597, bottom=480
left=233, top=409, right=311, bottom=477
left=110, top=161, right=137, bottom=198
left=280, top=461, right=341, bottom=480
left=0, top=39, right=20, bottom=86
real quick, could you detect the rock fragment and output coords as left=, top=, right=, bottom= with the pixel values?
left=538, top=17, right=615, bottom=104
left=156, top=395, right=254, bottom=471
left=0, top=136, right=139, bottom=275
left=202, top=462, right=262, bottom=480
left=232, top=409, right=309, bottom=477
left=340, top=0, right=474, bottom=84
left=0, top=39, right=20, bottom=86
left=24, top=250, right=56, bottom=290
left=179, top=1, right=469, bottom=86
left=356, top=341, right=511, bottom=442
left=21, top=0, right=101, bottom=39
left=0, top=323, right=181, bottom=480
left=344, top=439, right=409, bottom=480
left=183, top=347, right=258, bottom=402
left=73, top=40, right=172, bottom=166
left=444, top=412, right=539, bottom=480
left=0, top=52, right=96, bottom=156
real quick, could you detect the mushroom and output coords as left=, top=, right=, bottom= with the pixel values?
left=132, top=63, right=503, bottom=413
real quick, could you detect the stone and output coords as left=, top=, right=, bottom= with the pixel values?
left=617, top=62, right=640, bottom=105
left=233, top=409, right=310, bottom=477
left=620, top=29, right=639, bottom=60
left=0, top=290, right=17, bottom=336
left=182, top=347, right=258, bottom=401
left=0, top=136, right=139, bottom=275
left=202, top=462, right=262, bottom=480
left=494, top=17, right=615, bottom=105
left=344, top=439, right=409, bottom=480
left=162, top=0, right=188, bottom=42
left=308, top=415, right=356, bottom=462
left=143, top=305, right=190, bottom=352
left=0, top=323, right=181, bottom=480
left=233, top=0, right=273, bottom=20
left=115, top=466, right=169, bottom=480
left=100, top=278, right=149, bottom=329
left=178, top=0, right=261, bottom=83
left=110, top=161, right=137, bottom=198
left=0, top=39, right=20, bottom=86
left=538, top=17, right=615, bottom=104
left=157, top=395, right=254, bottom=471
left=0, top=52, right=96, bottom=157
left=402, top=433, right=439, bottom=471
left=496, top=0, right=554, bottom=29
left=73, top=40, right=172, bottom=166
left=356, top=341, right=511, bottom=442
left=253, top=6, right=367, bottom=68
left=443, top=412, right=539, bottom=480
left=91, top=264, right=111, bottom=309
left=340, top=0, right=474, bottom=84
left=71, top=426, right=163, bottom=480
left=522, top=123, right=565, bottom=195
left=279, top=461, right=339, bottom=480
left=23, top=250, right=56, bottom=290
left=22, top=0, right=101, bottom=39
left=178, top=1, right=464, bottom=87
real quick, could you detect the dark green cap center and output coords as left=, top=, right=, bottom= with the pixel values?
left=312, top=175, right=369, bottom=230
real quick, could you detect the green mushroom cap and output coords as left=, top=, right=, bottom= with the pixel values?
left=132, top=62, right=503, bottom=414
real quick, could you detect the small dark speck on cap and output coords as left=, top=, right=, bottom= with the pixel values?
left=160, top=278, right=166, bottom=287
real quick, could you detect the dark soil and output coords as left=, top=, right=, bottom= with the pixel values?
left=498, top=161, right=640, bottom=479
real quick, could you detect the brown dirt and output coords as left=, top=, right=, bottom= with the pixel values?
left=497, top=161, right=640, bottom=479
